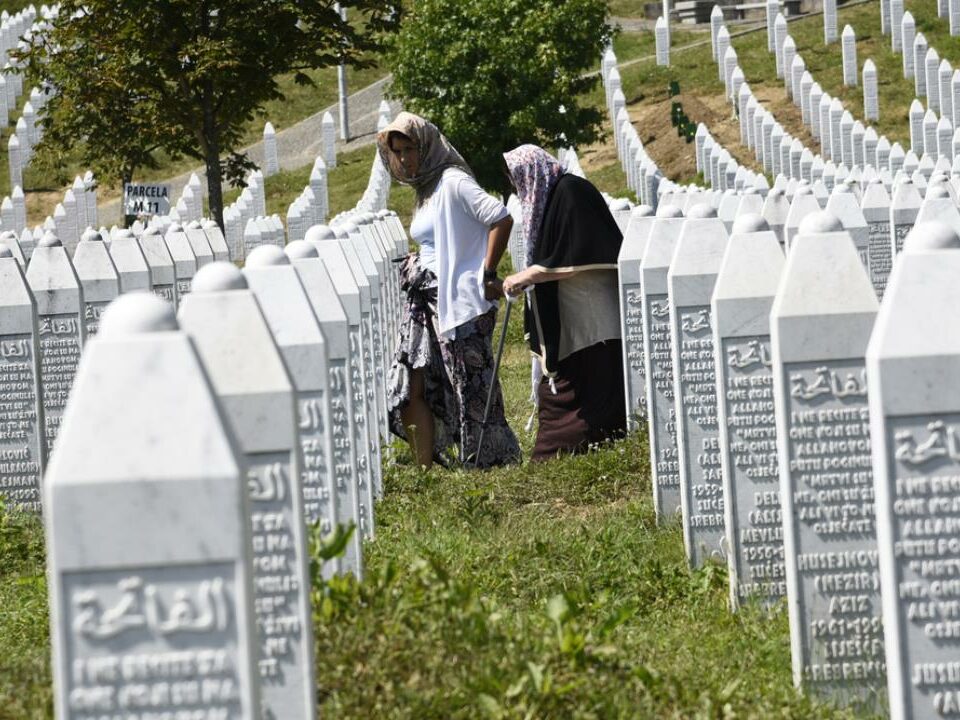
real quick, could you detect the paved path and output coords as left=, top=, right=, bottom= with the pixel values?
left=99, top=75, right=399, bottom=224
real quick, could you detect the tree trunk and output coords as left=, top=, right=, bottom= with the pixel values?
left=201, top=86, right=224, bottom=231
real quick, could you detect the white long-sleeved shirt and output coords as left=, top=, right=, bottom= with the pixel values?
left=429, top=167, right=509, bottom=339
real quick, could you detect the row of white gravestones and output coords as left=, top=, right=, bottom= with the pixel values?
left=0, top=217, right=242, bottom=512
left=620, top=185, right=960, bottom=714
left=42, top=206, right=407, bottom=718
left=621, top=202, right=888, bottom=709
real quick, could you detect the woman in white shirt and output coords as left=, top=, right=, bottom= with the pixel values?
left=377, top=112, right=520, bottom=469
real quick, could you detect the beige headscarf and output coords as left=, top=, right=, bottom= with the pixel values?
left=377, top=111, right=474, bottom=206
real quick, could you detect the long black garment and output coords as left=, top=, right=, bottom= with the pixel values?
left=524, top=174, right=624, bottom=376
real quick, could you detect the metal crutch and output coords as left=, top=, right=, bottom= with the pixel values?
left=471, top=291, right=516, bottom=467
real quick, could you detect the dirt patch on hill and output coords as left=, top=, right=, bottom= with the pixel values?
left=584, top=77, right=818, bottom=186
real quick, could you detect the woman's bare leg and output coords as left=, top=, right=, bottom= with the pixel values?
left=401, top=369, right=435, bottom=468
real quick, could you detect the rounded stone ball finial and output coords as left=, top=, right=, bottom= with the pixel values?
left=192, top=262, right=248, bottom=293
left=795, top=185, right=814, bottom=196
left=0, top=244, right=13, bottom=258
left=743, top=187, right=759, bottom=195
left=656, top=205, right=684, bottom=218
left=245, top=245, right=290, bottom=267
left=187, top=220, right=202, bottom=229
left=687, top=203, right=717, bottom=219
left=142, top=227, right=161, bottom=237
left=732, top=213, right=770, bottom=234
left=798, top=210, right=843, bottom=234
left=304, top=224, right=337, bottom=242
left=168, top=222, right=183, bottom=233
left=339, top=221, right=360, bottom=235
left=903, top=221, right=960, bottom=253
left=38, top=231, right=61, bottom=247
left=632, top=204, right=655, bottom=218
left=927, top=185, right=950, bottom=199
left=99, top=293, right=178, bottom=337
left=115, top=229, right=135, bottom=240
left=769, top=188, right=784, bottom=198
left=285, top=240, right=320, bottom=260
left=332, top=226, right=351, bottom=239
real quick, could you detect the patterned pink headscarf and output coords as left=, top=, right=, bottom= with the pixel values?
left=503, top=145, right=564, bottom=265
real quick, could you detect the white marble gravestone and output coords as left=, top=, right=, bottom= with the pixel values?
left=72, top=229, right=120, bottom=337
left=44, top=294, right=261, bottom=720
left=826, top=185, right=871, bottom=273
left=842, top=26, right=858, bottom=86
left=0, top=244, right=43, bottom=513
left=892, top=0, right=904, bottom=51
left=655, top=16, right=669, bottom=66
left=138, top=228, right=178, bottom=307
left=25, top=234, right=85, bottom=454
left=285, top=240, right=363, bottom=570
left=866, top=222, right=960, bottom=720
left=862, top=179, right=893, bottom=297
left=108, top=230, right=151, bottom=293
left=891, top=178, right=923, bottom=256
left=335, top=235, right=383, bottom=494
left=771, top=211, right=885, bottom=708
left=179, top=263, right=317, bottom=719
left=785, top=188, right=821, bottom=250
left=619, top=207, right=657, bottom=429
left=179, top=221, right=214, bottom=269
left=304, top=230, right=375, bottom=500
left=927, top=49, right=941, bottom=111
left=342, top=223, right=389, bottom=442
left=263, top=122, right=279, bottom=177
left=243, top=247, right=365, bottom=552
left=712, top=214, right=786, bottom=609
left=762, top=188, right=789, bottom=246
left=915, top=33, right=928, bottom=96
left=902, top=12, right=916, bottom=78
left=642, top=207, right=686, bottom=522
left=824, top=0, right=838, bottom=43
left=863, top=60, right=879, bottom=121
left=164, top=224, right=198, bottom=299
left=669, top=205, right=729, bottom=568
left=201, top=220, right=230, bottom=262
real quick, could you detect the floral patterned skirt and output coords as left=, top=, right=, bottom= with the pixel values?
left=387, top=254, right=521, bottom=468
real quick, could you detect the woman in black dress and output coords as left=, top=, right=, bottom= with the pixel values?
left=501, top=144, right=627, bottom=462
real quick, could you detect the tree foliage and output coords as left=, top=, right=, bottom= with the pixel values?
left=388, top=0, right=613, bottom=194
left=14, top=0, right=401, bottom=226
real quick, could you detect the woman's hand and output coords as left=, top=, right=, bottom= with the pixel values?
left=502, top=271, right=530, bottom=298
left=483, top=278, right=504, bottom=301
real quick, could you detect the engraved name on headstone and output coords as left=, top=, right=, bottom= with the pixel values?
left=669, top=205, right=729, bottom=568
left=712, top=215, right=786, bottom=609
left=641, top=207, right=686, bottom=521
left=867, top=222, right=960, bottom=720
left=25, top=233, right=85, bottom=454
left=243, top=246, right=352, bottom=567
left=771, top=211, right=886, bottom=708
left=286, top=239, right=364, bottom=577
left=180, top=263, right=317, bottom=719
left=73, top=229, right=120, bottom=337
left=0, top=244, right=44, bottom=512
left=618, top=206, right=656, bottom=429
